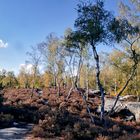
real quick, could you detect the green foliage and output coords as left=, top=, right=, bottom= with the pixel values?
left=109, top=18, right=139, bottom=43
left=0, top=71, right=18, bottom=88
left=75, top=0, right=113, bottom=45
left=0, top=69, right=6, bottom=89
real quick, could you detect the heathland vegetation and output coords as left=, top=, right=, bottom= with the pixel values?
left=0, top=0, right=140, bottom=139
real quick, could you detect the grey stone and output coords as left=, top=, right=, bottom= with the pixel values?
left=98, top=97, right=140, bottom=122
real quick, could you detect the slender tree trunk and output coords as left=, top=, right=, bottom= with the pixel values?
left=31, top=65, right=39, bottom=98
left=66, top=75, right=75, bottom=100
left=56, top=77, right=60, bottom=97
left=75, top=55, right=83, bottom=88
left=110, top=63, right=137, bottom=113
left=57, top=77, right=64, bottom=97
left=66, top=52, right=83, bottom=99
left=81, top=91, right=95, bottom=123
left=67, top=57, right=83, bottom=99
left=57, top=83, right=60, bottom=97
left=135, top=70, right=140, bottom=102
left=31, top=69, right=36, bottom=98
left=53, top=73, right=57, bottom=89
left=92, top=45, right=105, bottom=122
left=85, top=63, right=89, bottom=100
left=110, top=38, right=139, bottom=114
left=114, top=74, right=117, bottom=95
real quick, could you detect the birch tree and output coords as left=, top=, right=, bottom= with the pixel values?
left=74, top=0, right=113, bottom=122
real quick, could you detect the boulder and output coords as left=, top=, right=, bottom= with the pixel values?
left=120, top=95, right=137, bottom=102
left=88, top=89, right=106, bottom=97
left=125, top=102, right=140, bottom=122
left=98, top=97, right=140, bottom=122
left=103, top=97, right=124, bottom=112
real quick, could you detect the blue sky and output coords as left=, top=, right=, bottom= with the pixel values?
left=0, top=0, right=119, bottom=74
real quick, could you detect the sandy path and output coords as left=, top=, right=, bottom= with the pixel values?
left=0, top=123, right=33, bottom=140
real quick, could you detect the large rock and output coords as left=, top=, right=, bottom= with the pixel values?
left=98, top=97, right=140, bottom=122
left=104, top=97, right=124, bottom=112
left=119, top=95, right=137, bottom=102
left=88, top=89, right=106, bottom=97
left=126, top=102, right=140, bottom=122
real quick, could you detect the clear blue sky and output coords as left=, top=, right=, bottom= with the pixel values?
left=0, top=0, right=119, bottom=74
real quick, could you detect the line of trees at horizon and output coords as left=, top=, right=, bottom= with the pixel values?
left=0, top=46, right=139, bottom=96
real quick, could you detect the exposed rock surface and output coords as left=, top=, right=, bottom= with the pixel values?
left=99, top=97, right=140, bottom=122
left=88, top=89, right=107, bottom=98
left=126, top=102, right=140, bottom=121
left=120, top=95, right=138, bottom=102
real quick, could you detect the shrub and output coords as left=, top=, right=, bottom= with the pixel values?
left=32, top=126, right=46, bottom=137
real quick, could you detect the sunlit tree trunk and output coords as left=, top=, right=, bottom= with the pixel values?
left=92, top=45, right=105, bottom=122
left=85, top=63, right=89, bottom=100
